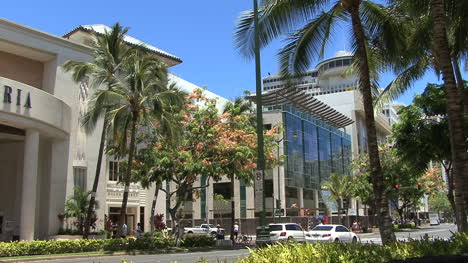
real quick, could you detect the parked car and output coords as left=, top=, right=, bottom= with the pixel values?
left=307, top=224, right=359, bottom=243
left=268, top=223, right=307, bottom=243
left=429, top=214, right=440, bottom=226
left=184, top=224, right=224, bottom=237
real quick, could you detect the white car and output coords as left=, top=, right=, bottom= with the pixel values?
left=268, top=223, right=307, bottom=243
left=184, top=224, right=224, bottom=236
left=307, top=224, right=359, bottom=243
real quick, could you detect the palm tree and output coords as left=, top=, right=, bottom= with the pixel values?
left=134, top=84, right=187, bottom=233
left=91, top=50, right=183, bottom=237
left=222, top=97, right=254, bottom=242
left=235, top=0, right=402, bottom=243
left=321, top=173, right=352, bottom=225
left=430, top=0, right=468, bottom=233
left=375, top=0, right=468, bottom=232
left=64, top=187, right=99, bottom=234
left=63, top=23, right=132, bottom=238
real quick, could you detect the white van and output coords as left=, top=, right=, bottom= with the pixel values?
left=429, top=214, right=440, bottom=226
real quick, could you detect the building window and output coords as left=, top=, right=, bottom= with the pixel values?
left=264, top=179, right=273, bottom=197
left=73, top=167, right=87, bottom=191
left=286, top=187, right=298, bottom=198
left=214, top=182, right=231, bottom=200
left=109, top=161, right=121, bottom=181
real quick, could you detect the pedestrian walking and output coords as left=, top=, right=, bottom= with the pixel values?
left=136, top=222, right=143, bottom=238
left=233, top=222, right=239, bottom=240
left=121, top=223, right=128, bottom=238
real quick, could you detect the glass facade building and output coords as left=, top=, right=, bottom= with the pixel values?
left=283, top=105, right=352, bottom=191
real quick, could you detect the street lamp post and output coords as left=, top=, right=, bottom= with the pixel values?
left=274, top=137, right=283, bottom=219
left=253, top=0, right=266, bottom=226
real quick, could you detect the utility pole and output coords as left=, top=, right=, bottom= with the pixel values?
left=253, top=0, right=266, bottom=227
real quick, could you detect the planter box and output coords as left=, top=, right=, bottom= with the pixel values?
left=48, top=235, right=106, bottom=240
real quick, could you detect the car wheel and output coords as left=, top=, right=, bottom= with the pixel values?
left=187, top=231, right=193, bottom=234
left=210, top=232, right=217, bottom=237
left=334, top=238, right=340, bottom=243
left=352, top=237, right=357, bottom=244
left=288, top=236, right=294, bottom=241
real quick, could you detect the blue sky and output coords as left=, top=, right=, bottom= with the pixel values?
left=2, top=0, right=460, bottom=105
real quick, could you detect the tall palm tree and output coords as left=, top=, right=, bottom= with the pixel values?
left=91, top=50, right=183, bottom=236
left=63, top=23, right=132, bottom=238
left=376, top=0, right=468, bottom=232
left=235, top=0, right=403, bottom=244
left=222, top=97, right=254, bottom=242
left=430, top=0, right=468, bottom=233
left=135, top=83, right=187, bottom=233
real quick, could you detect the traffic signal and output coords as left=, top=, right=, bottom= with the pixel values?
left=417, top=182, right=422, bottom=190
left=395, top=184, right=400, bottom=190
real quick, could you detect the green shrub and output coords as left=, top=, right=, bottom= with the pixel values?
left=0, top=236, right=179, bottom=257
left=238, top=233, right=468, bottom=263
left=182, top=234, right=216, bottom=248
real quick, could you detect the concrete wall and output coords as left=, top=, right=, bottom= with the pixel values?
left=0, top=51, right=44, bottom=89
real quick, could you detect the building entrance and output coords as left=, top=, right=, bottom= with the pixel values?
left=109, top=207, right=137, bottom=236
left=0, top=125, right=25, bottom=241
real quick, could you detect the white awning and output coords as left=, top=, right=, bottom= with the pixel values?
left=248, top=87, right=354, bottom=128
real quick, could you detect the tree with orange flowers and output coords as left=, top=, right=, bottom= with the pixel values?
left=219, top=97, right=278, bottom=241
left=133, top=88, right=277, bottom=244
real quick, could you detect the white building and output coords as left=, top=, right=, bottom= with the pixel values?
left=0, top=19, right=228, bottom=241
left=263, top=51, right=395, bottom=155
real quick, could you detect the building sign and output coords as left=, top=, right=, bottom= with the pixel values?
left=3, top=85, right=32, bottom=108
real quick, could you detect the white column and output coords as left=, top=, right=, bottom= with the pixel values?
left=298, top=188, right=304, bottom=209
left=234, top=179, right=240, bottom=219
left=314, top=190, right=320, bottom=216
left=47, top=139, right=70, bottom=236
left=20, top=129, right=40, bottom=240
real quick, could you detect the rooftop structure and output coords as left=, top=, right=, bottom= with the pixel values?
left=64, top=24, right=182, bottom=67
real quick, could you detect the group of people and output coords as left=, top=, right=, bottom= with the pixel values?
left=104, top=216, right=144, bottom=239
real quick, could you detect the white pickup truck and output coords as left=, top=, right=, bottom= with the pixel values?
left=184, top=224, right=224, bottom=236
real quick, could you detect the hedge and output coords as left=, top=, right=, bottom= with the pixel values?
left=235, top=233, right=468, bottom=263
left=181, top=234, right=216, bottom=248
left=0, top=234, right=213, bottom=257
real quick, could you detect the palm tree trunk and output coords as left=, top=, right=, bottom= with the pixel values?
left=83, top=118, right=108, bottom=239
left=230, top=175, right=235, bottom=242
left=117, top=114, right=139, bottom=237
left=431, top=0, right=468, bottom=233
left=349, top=4, right=396, bottom=244
left=442, top=163, right=457, bottom=222
left=150, top=181, right=162, bottom=233
left=452, top=57, right=468, bottom=117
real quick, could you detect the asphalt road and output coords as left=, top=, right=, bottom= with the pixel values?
left=360, top=223, right=457, bottom=244
left=27, top=249, right=250, bottom=263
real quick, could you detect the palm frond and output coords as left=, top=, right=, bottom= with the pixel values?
left=376, top=56, right=430, bottom=108
left=234, top=0, right=332, bottom=58
left=278, top=3, right=345, bottom=75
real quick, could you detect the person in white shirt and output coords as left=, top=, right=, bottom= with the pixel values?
left=233, top=222, right=239, bottom=240
left=121, top=223, right=128, bottom=238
